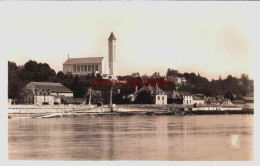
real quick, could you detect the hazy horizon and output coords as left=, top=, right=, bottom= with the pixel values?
left=7, top=2, right=257, bottom=80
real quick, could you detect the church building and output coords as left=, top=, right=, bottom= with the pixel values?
left=63, top=32, right=117, bottom=78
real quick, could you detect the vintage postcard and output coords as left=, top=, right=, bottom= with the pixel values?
left=1, top=1, right=258, bottom=166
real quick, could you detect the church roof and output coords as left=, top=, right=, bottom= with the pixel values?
left=63, top=57, right=104, bottom=65
left=29, top=82, right=73, bottom=93
left=108, top=32, right=116, bottom=40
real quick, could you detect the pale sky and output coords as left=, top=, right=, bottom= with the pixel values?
left=6, top=2, right=258, bottom=80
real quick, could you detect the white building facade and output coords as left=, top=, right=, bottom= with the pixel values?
left=166, top=76, right=187, bottom=85
left=182, top=92, right=193, bottom=105
left=193, top=98, right=205, bottom=105
left=156, top=94, right=167, bottom=105
left=108, top=32, right=117, bottom=78
left=63, top=57, right=108, bottom=76
left=63, top=32, right=117, bottom=78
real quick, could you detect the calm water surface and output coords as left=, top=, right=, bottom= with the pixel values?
left=8, top=115, right=253, bottom=160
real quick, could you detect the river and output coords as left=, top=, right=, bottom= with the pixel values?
left=8, top=114, right=253, bottom=160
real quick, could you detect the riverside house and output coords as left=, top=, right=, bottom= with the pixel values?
left=193, top=96, right=205, bottom=105
left=165, top=91, right=206, bottom=105
left=166, top=75, right=187, bottom=85
left=21, top=82, right=73, bottom=105
left=242, top=92, right=254, bottom=108
left=135, top=86, right=167, bottom=105
left=164, top=90, right=183, bottom=104
left=182, top=92, right=193, bottom=105
left=243, top=93, right=254, bottom=103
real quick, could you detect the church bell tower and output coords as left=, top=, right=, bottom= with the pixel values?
left=108, top=32, right=117, bottom=77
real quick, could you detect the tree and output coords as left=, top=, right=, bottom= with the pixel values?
left=17, top=60, right=56, bottom=82
left=91, top=72, right=96, bottom=79
left=96, top=73, right=102, bottom=80
left=24, top=60, right=38, bottom=72
left=240, top=73, right=250, bottom=91
left=57, top=71, right=65, bottom=80
left=161, top=81, right=176, bottom=91
left=8, top=61, right=18, bottom=71
left=8, top=61, right=24, bottom=99
left=224, top=91, right=235, bottom=100
left=166, top=68, right=179, bottom=77
left=151, top=72, right=160, bottom=78
left=131, top=72, right=140, bottom=78
left=112, top=89, right=124, bottom=104
left=72, top=81, right=86, bottom=98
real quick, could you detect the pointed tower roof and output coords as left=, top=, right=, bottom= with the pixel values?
left=108, top=32, right=116, bottom=40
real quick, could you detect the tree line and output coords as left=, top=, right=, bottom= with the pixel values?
left=166, top=68, right=254, bottom=100
left=8, top=60, right=254, bottom=103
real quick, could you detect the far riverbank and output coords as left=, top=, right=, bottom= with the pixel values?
left=8, top=104, right=253, bottom=119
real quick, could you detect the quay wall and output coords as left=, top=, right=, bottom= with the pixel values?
left=8, top=104, right=253, bottom=114
left=8, top=104, right=99, bottom=113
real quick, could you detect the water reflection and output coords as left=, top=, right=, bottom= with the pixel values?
left=9, top=115, right=253, bottom=160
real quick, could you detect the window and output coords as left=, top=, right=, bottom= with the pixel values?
left=73, top=65, right=76, bottom=72
left=95, top=65, right=98, bottom=71
left=81, top=65, right=84, bottom=72
left=92, top=65, right=94, bottom=72
left=88, top=65, right=91, bottom=71
left=162, top=96, right=164, bottom=100
left=77, top=65, right=80, bottom=72
left=84, top=65, right=87, bottom=71
left=158, top=96, right=160, bottom=100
